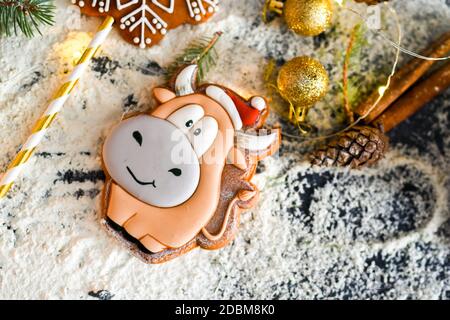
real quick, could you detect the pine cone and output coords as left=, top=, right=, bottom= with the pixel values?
left=309, top=126, right=389, bottom=168
left=353, top=0, right=389, bottom=5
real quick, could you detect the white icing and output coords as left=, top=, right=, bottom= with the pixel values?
left=103, top=115, right=200, bottom=208
left=165, top=104, right=218, bottom=157
left=167, top=104, right=205, bottom=134
left=205, top=85, right=243, bottom=130
left=116, top=0, right=138, bottom=10
left=186, top=0, right=218, bottom=19
left=79, top=0, right=220, bottom=48
left=196, top=0, right=206, bottom=15
left=250, top=96, right=266, bottom=111
left=235, top=131, right=278, bottom=152
left=88, top=0, right=111, bottom=11
left=188, top=116, right=218, bottom=158
left=175, top=64, right=197, bottom=96
left=152, top=0, right=174, bottom=13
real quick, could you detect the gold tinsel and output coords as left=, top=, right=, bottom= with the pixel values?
left=284, top=0, right=333, bottom=36
left=277, top=56, right=329, bottom=107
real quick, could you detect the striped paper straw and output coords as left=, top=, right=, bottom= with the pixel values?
left=0, top=16, right=115, bottom=199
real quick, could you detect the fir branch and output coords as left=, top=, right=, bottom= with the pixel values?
left=0, top=0, right=55, bottom=38
left=165, top=31, right=222, bottom=82
left=342, top=23, right=367, bottom=123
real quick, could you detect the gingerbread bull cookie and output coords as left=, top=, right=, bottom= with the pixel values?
left=102, top=64, right=281, bottom=263
left=72, top=0, right=220, bottom=48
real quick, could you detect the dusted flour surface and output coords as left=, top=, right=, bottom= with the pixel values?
left=0, top=0, right=449, bottom=299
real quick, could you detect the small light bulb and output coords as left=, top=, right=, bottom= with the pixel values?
left=378, top=85, right=387, bottom=96
left=73, top=51, right=82, bottom=64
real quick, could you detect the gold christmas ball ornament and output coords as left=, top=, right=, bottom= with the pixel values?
left=277, top=56, right=329, bottom=107
left=284, top=0, right=333, bottom=36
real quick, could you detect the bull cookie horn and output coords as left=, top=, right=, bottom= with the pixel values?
left=174, top=64, right=198, bottom=96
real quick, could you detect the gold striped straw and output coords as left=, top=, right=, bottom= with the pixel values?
left=0, top=16, right=115, bottom=199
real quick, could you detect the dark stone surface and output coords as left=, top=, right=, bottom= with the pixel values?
left=88, top=290, right=114, bottom=300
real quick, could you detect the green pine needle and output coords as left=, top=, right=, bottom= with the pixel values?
left=165, top=31, right=222, bottom=82
left=348, top=24, right=367, bottom=66
left=0, top=0, right=55, bottom=38
left=342, top=23, right=368, bottom=111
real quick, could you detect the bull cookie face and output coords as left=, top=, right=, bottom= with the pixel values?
left=102, top=64, right=281, bottom=263
left=103, top=114, right=202, bottom=207
left=103, top=102, right=220, bottom=207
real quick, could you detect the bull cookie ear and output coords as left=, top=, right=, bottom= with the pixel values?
left=153, top=87, right=176, bottom=104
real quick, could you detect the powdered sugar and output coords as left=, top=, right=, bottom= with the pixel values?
left=0, top=0, right=448, bottom=299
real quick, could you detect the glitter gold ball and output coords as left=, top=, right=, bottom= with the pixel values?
left=284, top=0, right=333, bottom=36
left=277, top=56, right=329, bottom=107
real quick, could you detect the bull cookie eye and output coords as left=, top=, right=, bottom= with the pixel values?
left=133, top=131, right=143, bottom=146
left=167, top=105, right=205, bottom=133
left=168, top=168, right=182, bottom=177
left=193, top=128, right=201, bottom=136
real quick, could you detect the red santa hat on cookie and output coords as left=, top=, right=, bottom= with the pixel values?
left=205, top=86, right=267, bottom=129
left=174, top=64, right=267, bottom=129
left=173, top=64, right=277, bottom=152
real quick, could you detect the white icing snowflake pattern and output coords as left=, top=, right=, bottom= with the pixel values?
left=73, top=0, right=220, bottom=48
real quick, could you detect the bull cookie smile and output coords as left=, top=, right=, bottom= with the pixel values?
left=126, top=166, right=156, bottom=188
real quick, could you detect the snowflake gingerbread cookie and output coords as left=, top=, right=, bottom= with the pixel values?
left=102, top=64, right=281, bottom=263
left=72, top=0, right=220, bottom=48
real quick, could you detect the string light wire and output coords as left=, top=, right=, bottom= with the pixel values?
left=283, top=2, right=404, bottom=144
left=342, top=1, right=450, bottom=61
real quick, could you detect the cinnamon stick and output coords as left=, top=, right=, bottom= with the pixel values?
left=354, top=31, right=450, bottom=123
left=374, top=61, right=450, bottom=132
